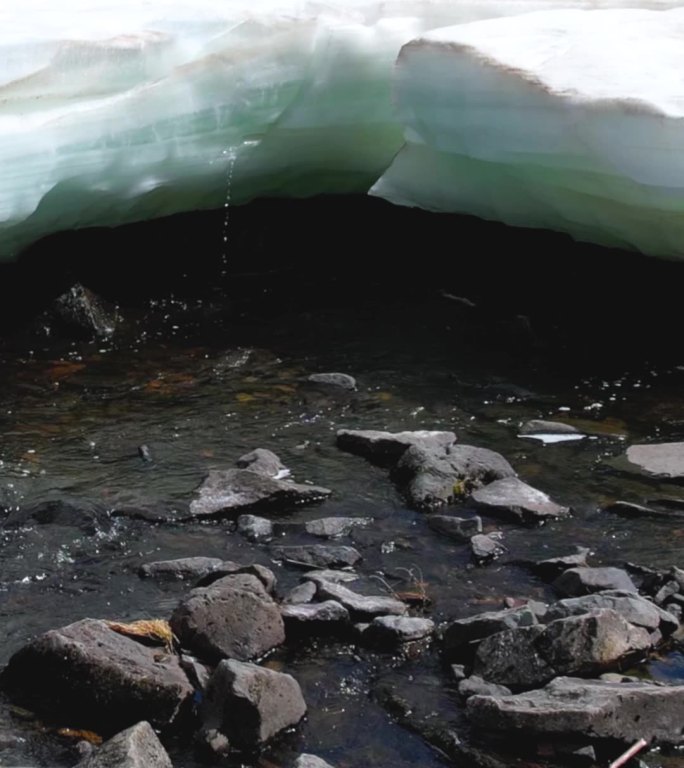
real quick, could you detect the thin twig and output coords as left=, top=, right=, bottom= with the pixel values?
left=608, top=738, right=648, bottom=768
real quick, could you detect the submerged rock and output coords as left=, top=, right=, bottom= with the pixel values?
left=271, top=544, right=361, bottom=569
left=307, top=373, right=357, bottom=390
left=468, top=676, right=684, bottom=744
left=190, top=469, right=331, bottom=518
left=473, top=609, right=651, bottom=689
left=236, top=514, right=274, bottom=542
left=235, top=448, right=288, bottom=478
left=471, top=477, right=569, bottom=524
left=336, top=428, right=456, bottom=466
left=396, top=443, right=515, bottom=510
left=361, top=616, right=434, bottom=647
left=470, top=533, right=505, bottom=563
left=428, top=514, right=482, bottom=541
left=3, top=498, right=110, bottom=534
left=0, top=618, right=193, bottom=734
left=200, top=659, right=306, bottom=752
left=138, top=557, right=226, bottom=581
left=76, top=721, right=172, bottom=768
left=170, top=574, right=285, bottom=663
left=304, top=517, right=372, bottom=538
left=553, top=567, right=637, bottom=597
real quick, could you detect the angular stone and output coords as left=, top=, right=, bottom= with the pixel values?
left=271, top=545, right=361, bottom=569
left=201, top=659, right=306, bottom=750
left=468, top=676, right=684, bottom=744
left=625, top=442, right=684, bottom=480
left=442, top=606, right=538, bottom=660
left=314, top=580, right=407, bottom=620
left=458, top=676, right=511, bottom=700
left=190, top=469, right=331, bottom=519
left=304, top=517, right=372, bottom=538
left=470, top=533, right=505, bottom=563
left=530, top=549, right=590, bottom=581
left=76, top=722, right=172, bottom=768
left=0, top=619, right=193, bottom=734
left=553, top=567, right=637, bottom=597
left=519, top=420, right=581, bottom=436
left=170, top=574, right=285, bottom=663
left=473, top=609, right=651, bottom=689
left=336, top=428, right=457, bottom=467
left=362, top=616, right=434, bottom=647
left=283, top=581, right=317, bottom=604
left=235, top=448, right=288, bottom=478
left=294, top=755, right=336, bottom=768
left=545, top=590, right=678, bottom=634
left=303, top=569, right=359, bottom=584
left=307, top=373, right=356, bottom=390
left=194, top=562, right=277, bottom=593
left=138, top=557, right=225, bottom=581
left=471, top=477, right=569, bottom=524
left=236, top=514, right=274, bottom=542
left=396, top=443, right=515, bottom=510
left=427, top=514, right=482, bottom=541
left=281, top=601, right=350, bottom=633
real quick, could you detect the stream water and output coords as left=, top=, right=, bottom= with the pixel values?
left=0, top=199, right=683, bottom=767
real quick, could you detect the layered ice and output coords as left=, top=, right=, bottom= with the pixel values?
left=1, top=1, right=683, bottom=258
left=372, top=8, right=684, bottom=258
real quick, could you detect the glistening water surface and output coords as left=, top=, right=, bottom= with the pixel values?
left=1, top=201, right=684, bottom=767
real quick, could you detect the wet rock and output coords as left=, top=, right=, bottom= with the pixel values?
left=396, top=443, right=515, bottom=510
left=451, top=664, right=467, bottom=681
left=281, top=601, right=350, bottom=634
left=200, top=659, right=306, bottom=752
left=307, top=373, right=356, bottom=390
left=473, top=609, right=651, bottom=689
left=271, top=544, right=361, bottom=569
left=604, top=501, right=668, bottom=519
left=545, top=590, right=678, bottom=635
left=314, top=580, right=407, bottom=620
left=0, top=618, right=193, bottom=734
left=428, top=514, right=482, bottom=541
left=235, top=449, right=288, bottom=478
left=458, top=676, right=511, bottom=700
left=3, top=498, right=110, bottom=534
left=530, top=549, right=590, bottom=581
left=138, top=557, right=226, bottom=581
left=170, top=574, right=285, bottom=663
left=110, top=502, right=188, bottom=523
left=471, top=478, right=569, bottom=525
left=137, top=445, right=153, bottom=463
left=361, top=616, right=434, bottom=647
left=283, top=581, right=317, bottom=605
left=442, top=606, right=538, bottom=660
left=50, top=284, right=118, bottom=339
left=190, top=469, right=331, bottom=519
left=180, top=654, right=211, bottom=692
left=236, top=514, right=274, bottom=542
left=336, top=428, right=457, bottom=467
left=194, top=563, right=277, bottom=593
left=294, top=755, right=336, bottom=768
left=624, top=442, right=684, bottom=480
left=467, top=676, right=684, bottom=744
left=76, top=721, right=172, bottom=768
left=304, top=517, right=372, bottom=538
left=471, top=533, right=505, bottom=563
left=303, top=569, right=359, bottom=584
left=519, top=420, right=581, bottom=436
left=553, top=567, right=637, bottom=597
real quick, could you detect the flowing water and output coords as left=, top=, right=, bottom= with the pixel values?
left=1, top=203, right=684, bottom=767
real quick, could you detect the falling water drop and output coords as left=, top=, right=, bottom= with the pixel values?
left=220, top=147, right=238, bottom=279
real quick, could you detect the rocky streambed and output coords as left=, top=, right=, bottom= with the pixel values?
left=1, top=265, right=684, bottom=768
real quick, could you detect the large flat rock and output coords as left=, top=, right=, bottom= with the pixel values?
left=336, top=428, right=456, bottom=466
left=471, top=477, right=569, bottom=524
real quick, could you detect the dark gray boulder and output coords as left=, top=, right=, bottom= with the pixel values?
left=281, top=601, right=350, bottom=634
left=553, top=567, right=637, bottom=597
left=3, top=498, right=110, bottom=534
left=428, top=515, right=482, bottom=541
left=190, top=469, right=331, bottom=519
left=442, top=606, right=538, bottom=660
left=271, top=545, right=361, bottom=569
left=76, top=722, right=172, bottom=768
left=236, top=514, right=274, bottom=542
left=396, top=443, right=515, bottom=510
left=307, top=373, right=356, bottom=390
left=138, top=557, right=225, bottom=581
left=314, top=580, right=407, bottom=620
left=468, top=676, right=684, bottom=744
left=200, top=659, right=306, bottom=752
left=458, top=676, right=511, bottom=700
left=361, top=616, right=434, bottom=647
left=471, top=478, right=569, bottom=524
left=0, top=619, right=193, bottom=734
left=336, top=429, right=456, bottom=466
left=304, top=517, right=372, bottom=538
left=170, top=574, right=285, bottom=663
left=473, top=609, right=651, bottom=689
left=235, top=448, right=288, bottom=478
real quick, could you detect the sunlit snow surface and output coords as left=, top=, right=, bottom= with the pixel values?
left=1, top=1, right=682, bottom=258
